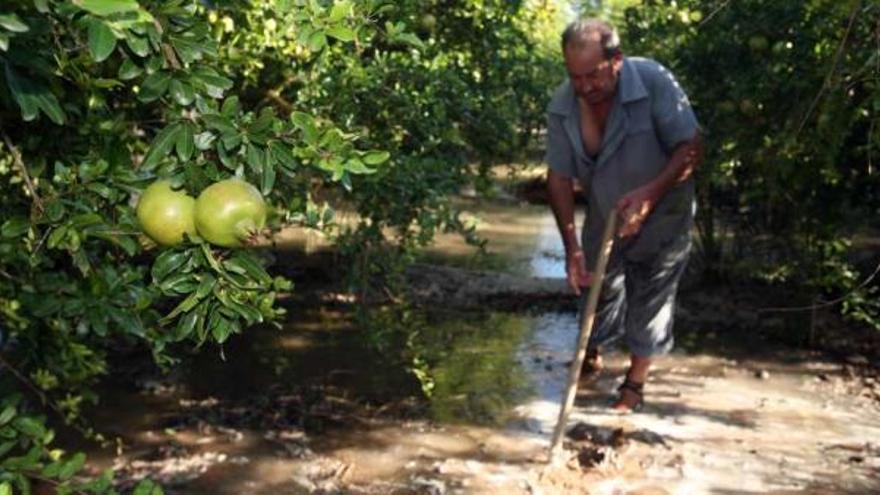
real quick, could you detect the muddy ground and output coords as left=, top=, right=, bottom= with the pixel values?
left=61, top=182, right=880, bottom=494
left=61, top=261, right=880, bottom=495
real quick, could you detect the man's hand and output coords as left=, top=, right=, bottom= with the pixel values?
left=566, top=249, right=592, bottom=296
left=616, top=185, right=658, bottom=238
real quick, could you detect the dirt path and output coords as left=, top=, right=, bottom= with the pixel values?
left=512, top=312, right=880, bottom=494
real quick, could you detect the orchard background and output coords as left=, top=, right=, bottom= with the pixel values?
left=0, top=0, right=877, bottom=493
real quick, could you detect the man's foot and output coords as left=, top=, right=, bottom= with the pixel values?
left=611, top=379, right=644, bottom=413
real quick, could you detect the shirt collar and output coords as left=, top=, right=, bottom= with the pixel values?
left=618, top=57, right=648, bottom=103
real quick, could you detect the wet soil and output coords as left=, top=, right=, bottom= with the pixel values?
left=62, top=184, right=880, bottom=494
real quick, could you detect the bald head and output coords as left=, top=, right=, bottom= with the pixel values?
left=561, top=19, right=621, bottom=59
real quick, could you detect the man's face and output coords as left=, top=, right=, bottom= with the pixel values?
left=564, top=43, right=621, bottom=105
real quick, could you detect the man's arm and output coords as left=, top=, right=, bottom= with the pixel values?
left=617, top=131, right=703, bottom=238
left=548, top=169, right=591, bottom=294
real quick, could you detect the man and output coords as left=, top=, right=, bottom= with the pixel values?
left=545, top=19, right=702, bottom=412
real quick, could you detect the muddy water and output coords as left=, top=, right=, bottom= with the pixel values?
left=73, top=199, right=880, bottom=494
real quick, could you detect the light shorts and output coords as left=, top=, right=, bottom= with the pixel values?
left=581, top=233, right=692, bottom=357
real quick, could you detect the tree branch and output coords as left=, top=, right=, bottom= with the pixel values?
left=795, top=0, right=861, bottom=137
left=152, top=19, right=182, bottom=70
left=0, top=351, right=106, bottom=447
left=758, top=260, right=880, bottom=313
left=1, top=129, right=44, bottom=213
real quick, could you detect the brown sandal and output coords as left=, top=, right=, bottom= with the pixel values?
left=612, top=379, right=644, bottom=412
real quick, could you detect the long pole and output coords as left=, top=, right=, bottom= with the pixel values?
left=548, top=210, right=617, bottom=459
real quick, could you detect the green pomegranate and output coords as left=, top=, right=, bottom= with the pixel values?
left=194, top=178, right=267, bottom=248
left=421, top=13, right=437, bottom=30
left=136, top=180, right=197, bottom=247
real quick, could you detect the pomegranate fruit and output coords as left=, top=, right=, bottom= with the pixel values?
left=194, top=178, right=267, bottom=248
left=136, top=180, right=197, bottom=247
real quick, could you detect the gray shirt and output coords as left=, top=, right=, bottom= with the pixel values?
left=544, top=56, right=700, bottom=265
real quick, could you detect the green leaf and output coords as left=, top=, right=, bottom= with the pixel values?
left=0, top=14, right=29, bottom=33
left=12, top=417, right=46, bottom=439
left=269, top=141, right=297, bottom=170
left=344, top=158, right=374, bottom=174
left=93, top=78, right=123, bottom=88
left=209, top=313, right=232, bottom=343
left=160, top=291, right=200, bottom=324
left=392, top=32, right=425, bottom=49
left=307, top=31, right=327, bottom=52
left=169, top=79, right=195, bottom=106
left=125, top=32, right=150, bottom=57
left=58, top=453, right=86, bottom=480
left=362, top=150, right=390, bottom=165
left=0, top=441, right=15, bottom=458
left=133, top=479, right=163, bottom=495
left=44, top=200, right=66, bottom=222
left=87, top=18, right=116, bottom=62
left=220, top=95, right=240, bottom=118
left=193, top=131, right=215, bottom=150
left=200, top=243, right=224, bottom=273
left=1, top=446, right=39, bottom=470
left=261, top=160, right=276, bottom=195
left=76, top=0, right=141, bottom=16
left=1, top=217, right=30, bottom=238
left=0, top=481, right=11, bottom=495
left=169, top=36, right=204, bottom=64
left=175, top=122, right=195, bottom=162
left=217, top=140, right=235, bottom=169
left=249, top=107, right=276, bottom=138
left=72, top=248, right=91, bottom=275
left=34, top=90, right=66, bottom=125
left=70, top=212, right=103, bottom=228
left=0, top=34, right=9, bottom=52
left=173, top=310, right=200, bottom=341
left=228, top=298, right=263, bottom=325
left=43, top=459, right=63, bottom=478
left=91, top=230, right=137, bottom=256
left=161, top=273, right=215, bottom=324
left=326, top=26, right=355, bottom=42
left=246, top=145, right=265, bottom=171
left=202, top=114, right=237, bottom=135
left=34, top=0, right=50, bottom=13
left=194, top=274, right=218, bottom=299
left=0, top=405, right=15, bottom=426
left=151, top=250, right=190, bottom=283
left=191, top=68, right=232, bottom=98
left=328, top=1, right=351, bottom=22
left=4, top=65, right=48, bottom=122
left=138, top=71, right=172, bottom=102
left=141, top=123, right=182, bottom=170
left=118, top=58, right=143, bottom=79
left=291, top=112, right=318, bottom=144
left=159, top=272, right=197, bottom=294
left=225, top=254, right=271, bottom=283
left=47, top=225, right=69, bottom=249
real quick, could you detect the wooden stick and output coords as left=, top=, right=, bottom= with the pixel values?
left=548, top=209, right=617, bottom=460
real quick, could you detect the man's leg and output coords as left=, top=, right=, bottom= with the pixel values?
left=581, top=252, right=626, bottom=375
left=614, top=236, right=691, bottom=410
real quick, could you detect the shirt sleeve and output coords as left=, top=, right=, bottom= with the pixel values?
left=544, top=113, right=576, bottom=178
left=650, top=66, right=700, bottom=152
